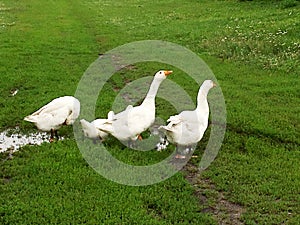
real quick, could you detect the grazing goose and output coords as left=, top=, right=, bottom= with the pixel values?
left=159, top=80, right=216, bottom=158
left=80, top=115, right=112, bottom=142
left=99, top=70, right=173, bottom=146
left=24, top=96, right=80, bottom=142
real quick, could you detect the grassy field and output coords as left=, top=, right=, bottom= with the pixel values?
left=1, top=0, right=299, bottom=224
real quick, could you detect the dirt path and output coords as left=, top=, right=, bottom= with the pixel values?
left=183, top=163, right=246, bottom=225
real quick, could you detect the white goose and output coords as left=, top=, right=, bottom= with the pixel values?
left=24, top=96, right=80, bottom=142
left=159, top=80, right=216, bottom=158
left=80, top=112, right=113, bottom=142
left=99, top=70, right=173, bottom=145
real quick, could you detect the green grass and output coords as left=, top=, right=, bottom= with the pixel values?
left=1, top=0, right=299, bottom=224
left=1, top=141, right=213, bottom=224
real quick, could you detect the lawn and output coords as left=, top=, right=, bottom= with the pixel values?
left=1, top=0, right=299, bottom=224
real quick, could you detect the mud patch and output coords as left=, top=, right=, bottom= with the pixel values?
left=0, top=127, right=50, bottom=153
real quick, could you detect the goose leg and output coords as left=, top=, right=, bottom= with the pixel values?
left=92, top=137, right=103, bottom=144
left=50, top=129, right=55, bottom=143
left=175, top=145, right=186, bottom=159
left=127, top=140, right=132, bottom=148
left=127, top=139, right=138, bottom=149
left=55, top=130, right=59, bottom=140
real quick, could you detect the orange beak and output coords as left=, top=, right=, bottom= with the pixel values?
left=164, top=70, right=173, bottom=76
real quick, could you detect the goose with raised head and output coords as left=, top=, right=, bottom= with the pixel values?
left=159, top=80, right=216, bottom=158
left=99, top=70, right=173, bottom=145
left=24, top=96, right=80, bottom=142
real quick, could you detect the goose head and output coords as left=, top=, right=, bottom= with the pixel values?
left=144, top=70, right=173, bottom=100
left=80, top=119, right=99, bottom=139
left=154, top=70, right=173, bottom=81
left=200, top=80, right=217, bottom=93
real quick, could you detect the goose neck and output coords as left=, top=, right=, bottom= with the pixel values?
left=143, top=77, right=163, bottom=103
left=196, top=89, right=209, bottom=111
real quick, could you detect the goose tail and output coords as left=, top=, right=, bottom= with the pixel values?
left=24, top=115, right=38, bottom=123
